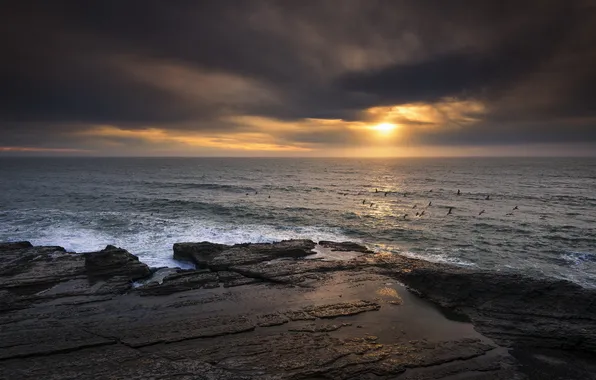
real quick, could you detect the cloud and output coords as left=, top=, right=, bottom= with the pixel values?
left=1, top=1, right=596, bottom=155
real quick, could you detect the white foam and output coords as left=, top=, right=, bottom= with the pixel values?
left=16, top=214, right=355, bottom=268
left=398, top=250, right=477, bottom=267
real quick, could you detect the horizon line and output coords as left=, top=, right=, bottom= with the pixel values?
left=1, top=155, right=596, bottom=159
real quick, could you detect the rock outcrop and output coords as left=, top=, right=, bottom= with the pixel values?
left=390, top=260, right=596, bottom=353
left=0, top=242, right=150, bottom=312
left=1, top=240, right=595, bottom=379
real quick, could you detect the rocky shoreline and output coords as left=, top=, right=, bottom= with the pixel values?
left=1, top=240, right=595, bottom=379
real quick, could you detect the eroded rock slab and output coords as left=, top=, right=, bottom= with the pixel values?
left=2, top=240, right=595, bottom=379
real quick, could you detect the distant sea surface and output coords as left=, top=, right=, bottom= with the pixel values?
left=1, top=157, right=595, bottom=286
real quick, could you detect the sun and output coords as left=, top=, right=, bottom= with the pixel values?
left=371, top=122, right=397, bottom=134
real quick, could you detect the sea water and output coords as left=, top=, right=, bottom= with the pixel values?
left=1, top=157, right=595, bottom=286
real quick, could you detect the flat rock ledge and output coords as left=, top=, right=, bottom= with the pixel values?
left=0, top=240, right=595, bottom=379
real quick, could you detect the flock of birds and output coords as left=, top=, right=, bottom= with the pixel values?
left=243, top=187, right=521, bottom=220
left=357, top=188, right=520, bottom=220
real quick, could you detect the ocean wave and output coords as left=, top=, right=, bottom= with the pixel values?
left=560, top=251, right=596, bottom=265
left=398, top=250, right=477, bottom=267
left=3, top=214, right=355, bottom=269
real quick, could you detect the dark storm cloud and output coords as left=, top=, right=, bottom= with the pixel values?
left=1, top=0, right=596, bottom=149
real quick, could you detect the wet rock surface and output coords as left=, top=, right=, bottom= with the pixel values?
left=0, top=240, right=594, bottom=379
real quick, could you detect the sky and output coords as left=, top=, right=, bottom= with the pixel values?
left=2, top=0, right=596, bottom=157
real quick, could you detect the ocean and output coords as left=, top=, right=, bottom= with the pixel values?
left=1, top=157, right=595, bottom=287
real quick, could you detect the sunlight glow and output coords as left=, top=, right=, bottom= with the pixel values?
left=371, top=122, right=397, bottom=134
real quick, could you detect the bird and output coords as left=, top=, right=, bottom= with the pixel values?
left=478, top=210, right=485, bottom=216
left=362, top=199, right=366, bottom=204
left=384, top=192, right=388, bottom=197
left=513, top=206, right=518, bottom=210
left=403, top=214, right=409, bottom=219
left=245, top=193, right=249, bottom=196
left=485, top=195, right=490, bottom=200
left=420, top=210, right=425, bottom=216
left=428, top=201, right=432, bottom=207
left=415, top=212, right=419, bottom=216
left=344, top=193, right=348, bottom=196
left=375, top=188, right=379, bottom=193
left=412, top=204, right=417, bottom=209
left=506, top=212, right=514, bottom=216
left=429, top=189, right=433, bottom=192
left=457, top=189, right=461, bottom=195
left=447, top=207, right=453, bottom=215
left=370, top=203, right=374, bottom=207
left=255, top=191, right=258, bottom=195
left=403, top=193, right=407, bottom=197
left=150, top=213, right=154, bottom=216
left=268, top=195, right=271, bottom=199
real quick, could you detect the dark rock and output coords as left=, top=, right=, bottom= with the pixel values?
left=84, top=245, right=151, bottom=280
left=382, top=256, right=596, bottom=354
left=2, top=240, right=596, bottom=379
left=319, top=240, right=373, bottom=253
left=0, top=241, right=33, bottom=250
left=136, top=270, right=218, bottom=296
left=175, top=239, right=316, bottom=270
left=173, top=241, right=230, bottom=266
